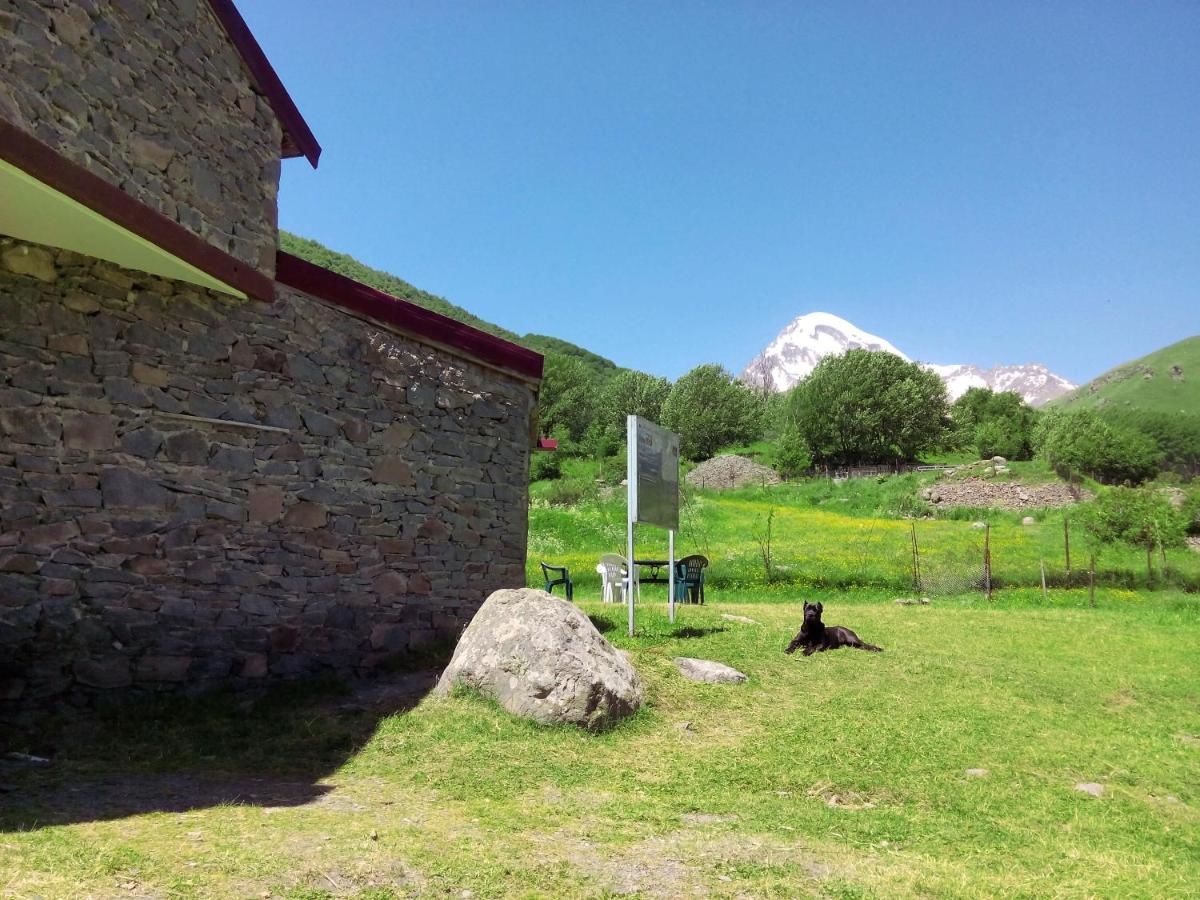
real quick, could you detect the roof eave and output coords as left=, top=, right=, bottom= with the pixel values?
left=275, top=251, right=544, bottom=383
left=205, top=0, right=322, bottom=169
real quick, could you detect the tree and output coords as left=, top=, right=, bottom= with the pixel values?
left=775, top=420, right=813, bottom=479
left=950, top=387, right=1038, bottom=460
left=596, top=370, right=671, bottom=433
left=1034, top=409, right=1160, bottom=484
left=787, top=350, right=948, bottom=465
left=1079, top=486, right=1187, bottom=581
left=537, top=353, right=602, bottom=446
left=742, top=356, right=777, bottom=400
left=661, top=364, right=763, bottom=461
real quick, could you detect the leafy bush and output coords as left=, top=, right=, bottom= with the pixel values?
left=530, top=451, right=563, bottom=482
left=1034, top=409, right=1160, bottom=484
left=543, top=477, right=594, bottom=507
left=1079, top=486, right=1187, bottom=579
left=1101, top=408, right=1200, bottom=479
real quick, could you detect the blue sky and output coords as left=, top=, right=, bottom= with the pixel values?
left=244, top=1, right=1198, bottom=385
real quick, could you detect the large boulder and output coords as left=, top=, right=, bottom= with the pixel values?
left=435, top=588, right=643, bottom=729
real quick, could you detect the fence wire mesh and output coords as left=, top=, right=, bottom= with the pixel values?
left=907, top=519, right=1083, bottom=598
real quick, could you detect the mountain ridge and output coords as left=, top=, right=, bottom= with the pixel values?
left=1049, top=335, right=1200, bottom=415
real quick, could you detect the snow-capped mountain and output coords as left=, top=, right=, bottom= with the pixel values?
left=741, top=312, right=1075, bottom=406
left=741, top=312, right=910, bottom=390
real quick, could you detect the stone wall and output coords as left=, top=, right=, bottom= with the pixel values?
left=0, top=238, right=535, bottom=727
left=0, top=0, right=282, bottom=273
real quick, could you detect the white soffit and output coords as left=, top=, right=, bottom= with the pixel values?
left=0, top=158, right=247, bottom=299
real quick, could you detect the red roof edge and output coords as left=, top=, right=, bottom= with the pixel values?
left=536, top=437, right=559, bottom=451
left=0, top=117, right=275, bottom=301
left=275, top=251, right=545, bottom=382
left=205, top=0, right=322, bottom=168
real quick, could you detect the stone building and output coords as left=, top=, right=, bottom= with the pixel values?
left=0, top=1, right=543, bottom=730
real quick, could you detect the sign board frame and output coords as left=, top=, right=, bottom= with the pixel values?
left=626, top=416, right=681, bottom=636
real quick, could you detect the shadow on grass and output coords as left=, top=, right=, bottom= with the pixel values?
left=0, top=663, right=447, bottom=832
left=588, top=615, right=617, bottom=634
left=670, top=626, right=727, bottom=639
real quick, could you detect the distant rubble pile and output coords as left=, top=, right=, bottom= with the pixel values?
left=922, top=479, right=1092, bottom=510
left=687, top=455, right=781, bottom=490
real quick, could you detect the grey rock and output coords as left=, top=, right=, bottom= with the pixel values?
left=674, top=657, right=748, bottom=684
left=720, top=614, right=760, bottom=625
left=436, top=588, right=642, bottom=729
left=1074, top=782, right=1104, bottom=798
left=100, top=468, right=169, bottom=508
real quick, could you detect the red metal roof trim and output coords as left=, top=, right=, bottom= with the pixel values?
left=0, top=117, right=275, bottom=301
left=275, top=251, right=544, bottom=382
left=204, top=0, right=322, bottom=168
left=536, top=437, right=559, bottom=451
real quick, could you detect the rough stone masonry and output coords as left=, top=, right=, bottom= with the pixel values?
left=0, top=0, right=282, bottom=273
left=0, top=238, right=535, bottom=727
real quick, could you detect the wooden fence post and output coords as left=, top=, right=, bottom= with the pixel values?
left=910, top=522, right=921, bottom=592
left=1040, top=560, right=1047, bottom=601
left=1064, top=517, right=1071, bottom=580
left=1089, top=554, right=1096, bottom=608
left=984, top=524, right=992, bottom=601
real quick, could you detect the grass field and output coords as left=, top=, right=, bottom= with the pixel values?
left=5, top=472, right=1197, bottom=898
left=527, top=471, right=1200, bottom=597
left=2, top=590, right=1198, bottom=898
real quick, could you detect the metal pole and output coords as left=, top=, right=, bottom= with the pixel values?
left=627, top=415, right=637, bottom=637
left=1040, top=560, right=1047, bottom=601
left=668, top=528, right=676, bottom=624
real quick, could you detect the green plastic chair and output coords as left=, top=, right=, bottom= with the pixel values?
left=540, top=562, right=574, bottom=600
left=674, top=554, right=708, bottom=604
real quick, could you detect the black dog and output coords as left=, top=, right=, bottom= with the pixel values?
left=785, top=602, right=883, bottom=655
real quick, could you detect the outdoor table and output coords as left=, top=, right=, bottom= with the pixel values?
left=633, top=559, right=673, bottom=584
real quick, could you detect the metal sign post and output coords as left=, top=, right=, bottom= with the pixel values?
left=668, top=529, right=676, bottom=624
left=626, top=417, right=637, bottom=637
left=626, top=415, right=680, bottom=637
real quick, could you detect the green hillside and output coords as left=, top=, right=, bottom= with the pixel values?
left=1052, top=335, right=1200, bottom=415
left=280, top=232, right=621, bottom=373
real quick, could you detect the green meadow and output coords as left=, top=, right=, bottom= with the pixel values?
left=527, top=466, right=1200, bottom=598
left=3, top=472, right=1199, bottom=898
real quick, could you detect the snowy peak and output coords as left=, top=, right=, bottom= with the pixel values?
left=985, top=363, right=1076, bottom=406
left=741, top=312, right=908, bottom=392
left=741, top=312, right=1075, bottom=406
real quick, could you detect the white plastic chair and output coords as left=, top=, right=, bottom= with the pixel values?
left=597, top=553, right=629, bottom=604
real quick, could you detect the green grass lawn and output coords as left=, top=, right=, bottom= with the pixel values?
left=3, top=590, right=1198, bottom=898
left=528, top=477, right=1200, bottom=598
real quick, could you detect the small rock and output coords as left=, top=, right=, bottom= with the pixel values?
left=674, top=657, right=747, bottom=684
left=1022, top=516, right=1036, bottom=525
left=971, top=521, right=987, bottom=529
left=720, top=614, right=760, bottom=625
left=1, top=245, right=57, bottom=282
left=1074, top=782, right=1104, bottom=798
left=965, top=768, right=989, bottom=778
